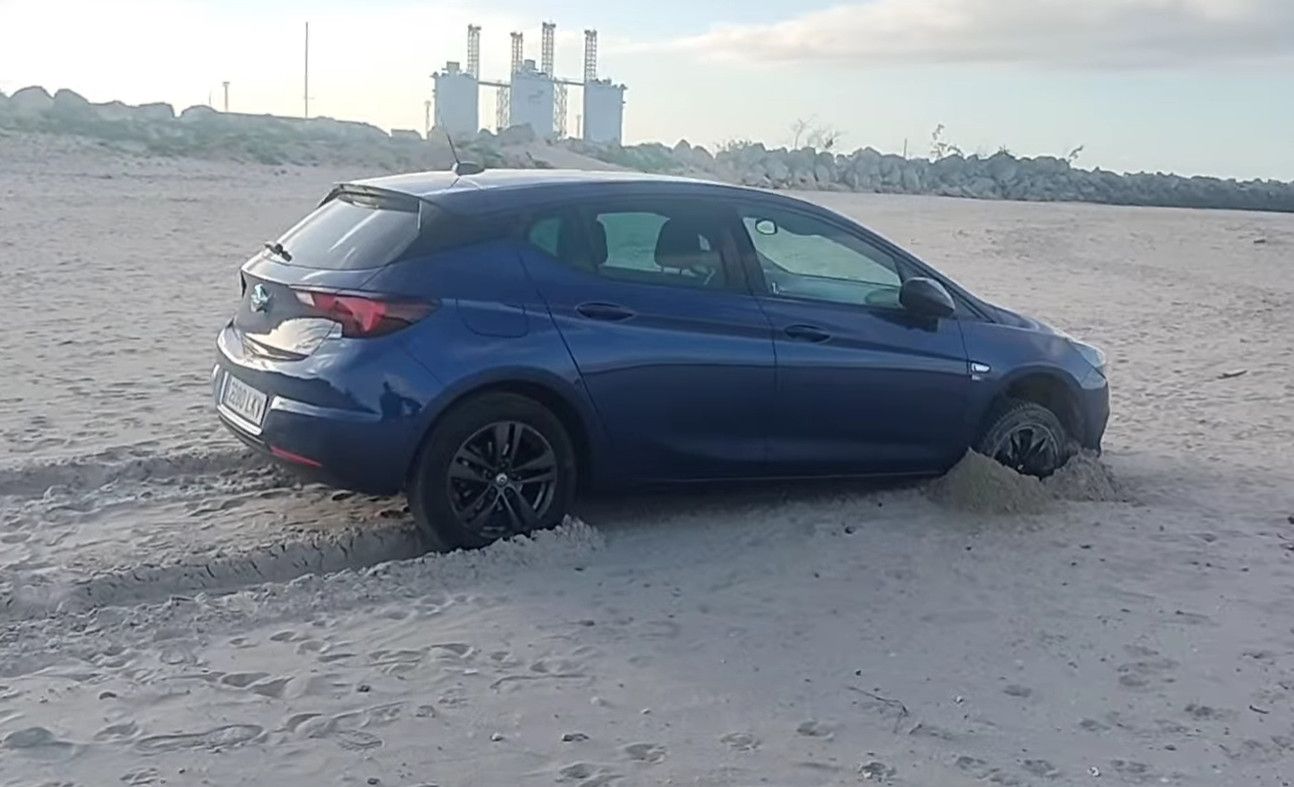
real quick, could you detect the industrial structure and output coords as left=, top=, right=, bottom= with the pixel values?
left=431, top=23, right=626, bottom=143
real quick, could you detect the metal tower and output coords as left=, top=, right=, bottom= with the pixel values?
left=495, top=87, right=509, bottom=130
left=583, top=29, right=597, bottom=82
left=466, top=25, right=481, bottom=78
left=541, top=22, right=556, bottom=75
left=554, top=84, right=568, bottom=138
left=510, top=32, right=524, bottom=74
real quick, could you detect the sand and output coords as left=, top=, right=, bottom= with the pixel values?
left=1, top=131, right=1293, bottom=786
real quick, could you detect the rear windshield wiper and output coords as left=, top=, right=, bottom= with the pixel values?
left=263, top=241, right=293, bottom=262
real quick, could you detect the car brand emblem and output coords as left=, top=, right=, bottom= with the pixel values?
left=250, top=283, right=271, bottom=312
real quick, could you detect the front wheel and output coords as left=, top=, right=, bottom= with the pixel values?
left=409, top=393, right=577, bottom=551
left=975, top=399, right=1073, bottom=478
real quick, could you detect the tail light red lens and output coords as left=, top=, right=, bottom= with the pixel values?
left=293, top=290, right=434, bottom=338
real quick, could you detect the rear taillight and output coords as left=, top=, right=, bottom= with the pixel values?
left=293, top=289, right=434, bottom=338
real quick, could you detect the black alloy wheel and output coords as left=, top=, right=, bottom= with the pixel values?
left=447, top=421, right=558, bottom=539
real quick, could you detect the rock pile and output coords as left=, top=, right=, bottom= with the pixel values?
left=3, top=85, right=1292, bottom=213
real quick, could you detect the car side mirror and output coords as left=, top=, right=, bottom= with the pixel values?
left=899, top=277, right=956, bottom=318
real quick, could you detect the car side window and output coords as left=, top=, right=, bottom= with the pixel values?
left=526, top=204, right=731, bottom=290
left=527, top=214, right=563, bottom=258
left=739, top=206, right=905, bottom=309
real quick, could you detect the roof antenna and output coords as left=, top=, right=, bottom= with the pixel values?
left=443, top=128, right=484, bottom=176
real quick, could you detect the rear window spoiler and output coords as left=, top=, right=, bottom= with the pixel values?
left=319, top=183, right=423, bottom=212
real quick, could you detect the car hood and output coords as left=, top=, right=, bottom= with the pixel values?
left=992, top=304, right=1061, bottom=335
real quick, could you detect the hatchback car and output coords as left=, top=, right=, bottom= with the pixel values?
left=214, top=169, right=1108, bottom=549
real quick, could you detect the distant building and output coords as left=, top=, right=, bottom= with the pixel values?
left=583, top=80, right=626, bottom=145
left=509, top=61, right=555, bottom=139
left=432, top=61, right=479, bottom=137
left=431, top=24, right=627, bottom=144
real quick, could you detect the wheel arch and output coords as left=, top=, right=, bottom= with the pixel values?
left=981, top=366, right=1085, bottom=442
left=406, top=369, right=601, bottom=492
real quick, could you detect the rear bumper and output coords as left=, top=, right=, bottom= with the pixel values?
left=212, top=324, right=443, bottom=495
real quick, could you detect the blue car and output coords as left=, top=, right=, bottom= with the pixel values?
left=214, top=169, right=1108, bottom=549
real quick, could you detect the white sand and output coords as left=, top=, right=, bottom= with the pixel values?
left=1, top=132, right=1293, bottom=785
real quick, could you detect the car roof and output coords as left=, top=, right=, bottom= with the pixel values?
left=345, top=169, right=779, bottom=214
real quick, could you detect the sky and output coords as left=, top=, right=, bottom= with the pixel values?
left=2, top=0, right=1292, bottom=180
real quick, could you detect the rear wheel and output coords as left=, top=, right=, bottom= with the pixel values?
left=409, top=393, right=576, bottom=551
left=975, top=398, right=1073, bottom=478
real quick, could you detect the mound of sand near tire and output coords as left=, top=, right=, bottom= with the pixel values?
left=927, top=451, right=1122, bottom=514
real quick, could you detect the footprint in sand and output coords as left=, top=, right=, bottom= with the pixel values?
left=221, top=671, right=269, bottom=688
left=95, top=721, right=140, bottom=741
left=558, top=762, right=623, bottom=785
left=956, top=756, right=1022, bottom=785
left=1116, top=657, right=1180, bottom=689
left=2, top=726, right=80, bottom=759
left=121, top=767, right=161, bottom=785
left=135, top=723, right=263, bottom=754
left=335, top=729, right=383, bottom=751
left=720, top=732, right=760, bottom=751
left=1021, top=759, right=1061, bottom=778
left=1184, top=703, right=1234, bottom=721
left=796, top=720, right=837, bottom=739
left=249, top=676, right=294, bottom=698
left=623, top=742, right=666, bottom=764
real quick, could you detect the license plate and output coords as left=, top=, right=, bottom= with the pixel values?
left=221, top=374, right=268, bottom=426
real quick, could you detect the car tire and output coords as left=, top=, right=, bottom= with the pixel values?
left=975, top=398, right=1073, bottom=478
left=408, top=392, right=577, bottom=552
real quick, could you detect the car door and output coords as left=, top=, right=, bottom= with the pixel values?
left=518, top=196, right=775, bottom=482
left=732, top=200, right=971, bottom=476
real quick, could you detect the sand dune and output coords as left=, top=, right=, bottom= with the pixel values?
left=1, top=132, right=1292, bottom=786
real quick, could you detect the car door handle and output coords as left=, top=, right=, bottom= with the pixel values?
left=576, top=302, right=635, bottom=322
left=784, top=324, right=831, bottom=343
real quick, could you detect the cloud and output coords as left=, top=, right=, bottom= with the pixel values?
left=660, top=0, right=1294, bottom=69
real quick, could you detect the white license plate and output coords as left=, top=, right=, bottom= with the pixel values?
left=221, top=374, right=268, bottom=426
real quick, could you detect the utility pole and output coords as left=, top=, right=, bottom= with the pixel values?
left=221, top=81, right=230, bottom=112
left=424, top=99, right=431, bottom=137
left=303, top=21, right=310, bottom=118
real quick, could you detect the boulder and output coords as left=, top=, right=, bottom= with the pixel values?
left=134, top=102, right=175, bottom=122
left=179, top=104, right=219, bottom=123
left=986, top=151, right=1020, bottom=183
left=964, top=176, right=1001, bottom=199
left=50, top=88, right=93, bottom=117
left=10, top=85, right=53, bottom=115
left=901, top=166, right=924, bottom=192
left=302, top=116, right=388, bottom=142
left=92, top=100, right=135, bottom=122
left=764, top=157, right=790, bottom=186
left=498, top=124, right=537, bottom=146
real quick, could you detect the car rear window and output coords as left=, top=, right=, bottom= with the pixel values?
left=273, top=190, right=421, bottom=270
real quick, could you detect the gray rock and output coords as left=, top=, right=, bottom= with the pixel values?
left=10, top=85, right=53, bottom=115
left=764, top=157, right=790, bottom=186
left=498, top=124, right=537, bottom=146
left=179, top=104, right=219, bottom=123
left=901, top=166, right=923, bottom=192
left=50, top=88, right=93, bottom=117
left=987, top=152, right=1019, bottom=183
left=91, top=100, right=135, bottom=122
left=134, top=102, right=175, bottom=122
